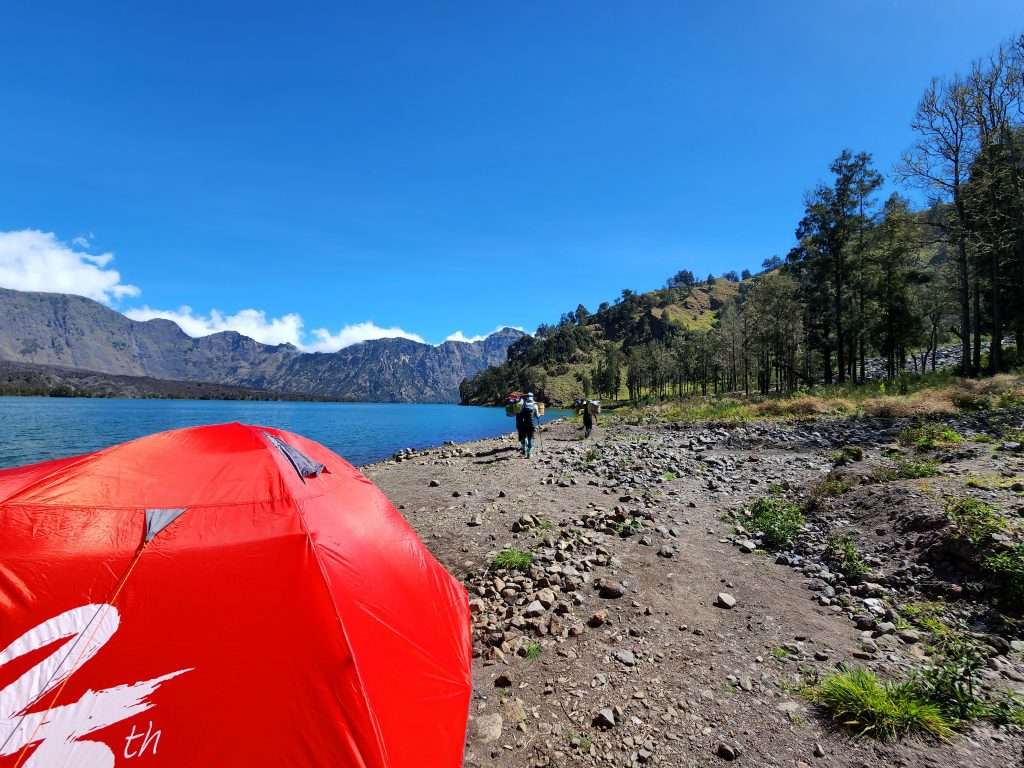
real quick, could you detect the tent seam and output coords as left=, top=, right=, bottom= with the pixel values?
left=292, top=497, right=391, bottom=768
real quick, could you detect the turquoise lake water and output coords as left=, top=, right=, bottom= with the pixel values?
left=0, top=397, right=571, bottom=469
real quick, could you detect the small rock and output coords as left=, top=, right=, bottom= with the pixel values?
left=897, top=629, right=921, bottom=644
left=524, top=600, right=545, bottom=618
left=716, top=742, right=738, bottom=761
left=593, top=708, right=616, bottom=729
left=599, top=580, right=626, bottom=599
left=716, top=592, right=737, bottom=609
left=613, top=649, right=637, bottom=667
left=494, top=673, right=512, bottom=688
left=428, top=479, right=440, bottom=487
left=588, top=610, right=608, bottom=628
left=474, top=713, right=503, bottom=744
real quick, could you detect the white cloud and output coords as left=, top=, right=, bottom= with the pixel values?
left=0, top=229, right=139, bottom=303
left=445, top=325, right=525, bottom=343
left=124, top=307, right=427, bottom=352
left=307, top=322, right=426, bottom=352
left=125, top=305, right=306, bottom=347
left=0, top=229, right=515, bottom=353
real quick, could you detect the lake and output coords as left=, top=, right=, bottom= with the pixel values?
left=0, top=398, right=572, bottom=469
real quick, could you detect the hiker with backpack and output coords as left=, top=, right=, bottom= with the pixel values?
left=582, top=402, right=595, bottom=439
left=515, top=393, right=542, bottom=458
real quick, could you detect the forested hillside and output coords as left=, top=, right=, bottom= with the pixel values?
left=461, top=34, right=1024, bottom=406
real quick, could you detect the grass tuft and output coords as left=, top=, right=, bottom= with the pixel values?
left=491, top=548, right=534, bottom=571
left=871, top=458, right=940, bottom=482
left=806, top=668, right=955, bottom=741
left=898, top=424, right=964, bottom=452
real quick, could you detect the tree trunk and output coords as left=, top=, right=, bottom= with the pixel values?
left=989, top=249, right=1002, bottom=374
left=972, top=267, right=982, bottom=376
left=955, top=221, right=973, bottom=377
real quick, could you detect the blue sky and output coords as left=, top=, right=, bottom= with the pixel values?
left=0, top=2, right=1018, bottom=349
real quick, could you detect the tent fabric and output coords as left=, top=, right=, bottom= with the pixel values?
left=0, top=423, right=472, bottom=768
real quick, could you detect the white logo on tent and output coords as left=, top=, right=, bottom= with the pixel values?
left=0, top=604, right=192, bottom=767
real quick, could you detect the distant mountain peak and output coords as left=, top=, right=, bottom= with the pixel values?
left=0, top=286, right=522, bottom=402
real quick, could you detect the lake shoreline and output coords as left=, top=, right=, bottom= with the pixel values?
left=0, top=397, right=571, bottom=470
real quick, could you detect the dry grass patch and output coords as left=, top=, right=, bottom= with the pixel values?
left=753, top=395, right=854, bottom=418
left=862, top=390, right=957, bottom=418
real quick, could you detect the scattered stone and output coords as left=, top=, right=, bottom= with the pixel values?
left=523, top=600, right=545, bottom=618
left=716, top=742, right=739, bottom=761
left=599, top=580, right=626, bottom=599
left=593, top=708, right=616, bottom=729
left=473, top=713, right=503, bottom=744
left=716, top=592, right=737, bottom=609
left=613, top=649, right=637, bottom=667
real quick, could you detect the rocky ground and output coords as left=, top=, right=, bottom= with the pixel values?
left=364, top=410, right=1024, bottom=768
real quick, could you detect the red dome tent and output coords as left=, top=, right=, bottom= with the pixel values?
left=0, top=423, right=472, bottom=768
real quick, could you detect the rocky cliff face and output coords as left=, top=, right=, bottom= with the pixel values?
left=0, top=287, right=523, bottom=402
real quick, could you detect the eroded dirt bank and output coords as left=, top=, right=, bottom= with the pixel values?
left=364, top=413, right=1024, bottom=768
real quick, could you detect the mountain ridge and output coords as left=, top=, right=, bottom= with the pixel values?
left=0, top=287, right=524, bottom=402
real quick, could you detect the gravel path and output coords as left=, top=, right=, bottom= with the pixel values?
left=364, top=414, right=1024, bottom=768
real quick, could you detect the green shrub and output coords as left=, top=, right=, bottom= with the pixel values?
left=911, top=637, right=988, bottom=722
left=806, top=668, right=955, bottom=740
left=750, top=497, right=805, bottom=549
left=898, top=424, right=964, bottom=451
left=983, top=544, right=1024, bottom=603
left=987, top=694, right=1024, bottom=727
left=525, top=641, right=542, bottom=660
left=945, top=497, right=1005, bottom=545
left=492, top=548, right=533, bottom=571
left=827, top=534, right=870, bottom=583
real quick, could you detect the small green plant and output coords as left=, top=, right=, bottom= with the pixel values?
left=827, top=534, right=870, bottom=583
left=492, top=548, right=534, bottom=571
left=537, top=518, right=554, bottom=531
left=750, top=496, right=805, bottom=548
left=613, top=516, right=642, bottom=536
left=911, top=637, right=988, bottom=723
left=983, top=544, right=1024, bottom=602
left=945, top=497, right=1005, bottom=545
left=986, top=694, right=1024, bottom=727
left=568, top=731, right=593, bottom=751
left=585, top=448, right=600, bottom=463
left=805, top=667, right=955, bottom=740
left=813, top=474, right=855, bottom=498
left=767, top=482, right=785, bottom=496
left=524, top=641, right=542, bottom=661
left=770, top=645, right=792, bottom=660
left=898, top=424, right=964, bottom=452
left=870, top=457, right=942, bottom=482
left=661, top=470, right=678, bottom=482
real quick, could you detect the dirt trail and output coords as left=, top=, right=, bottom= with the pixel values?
left=365, top=417, right=1024, bottom=768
